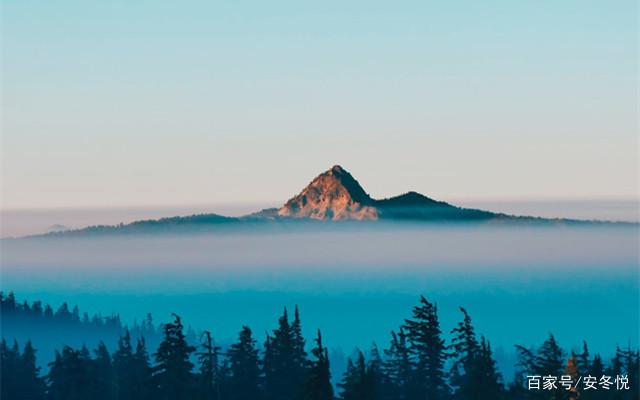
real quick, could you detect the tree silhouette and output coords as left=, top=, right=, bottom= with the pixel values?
left=264, top=307, right=306, bottom=400
left=338, top=350, right=369, bottom=400
left=91, top=341, right=115, bottom=400
left=577, top=341, right=590, bottom=375
left=47, top=346, right=93, bottom=400
left=197, top=330, right=222, bottom=400
left=303, top=330, right=333, bottom=400
left=448, top=308, right=503, bottom=400
left=152, top=313, right=196, bottom=400
left=1, top=339, right=26, bottom=399
left=292, top=306, right=309, bottom=388
left=449, top=307, right=479, bottom=400
left=113, top=330, right=136, bottom=400
left=474, top=337, right=504, bottom=400
left=131, top=337, right=154, bottom=399
left=368, top=344, right=392, bottom=399
left=2, top=293, right=640, bottom=400
left=19, top=340, right=47, bottom=400
left=384, top=328, right=412, bottom=400
left=516, top=334, right=566, bottom=400
left=227, top=326, right=262, bottom=400
left=403, top=295, right=449, bottom=400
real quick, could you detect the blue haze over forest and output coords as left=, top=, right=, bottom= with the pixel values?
left=2, top=224, right=637, bottom=378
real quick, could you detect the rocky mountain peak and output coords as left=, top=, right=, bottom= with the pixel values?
left=277, top=165, right=377, bottom=220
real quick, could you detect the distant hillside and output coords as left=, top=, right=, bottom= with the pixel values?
left=30, top=165, right=625, bottom=238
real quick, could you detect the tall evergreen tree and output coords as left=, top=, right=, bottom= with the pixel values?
left=449, top=307, right=479, bottom=400
left=403, top=296, right=449, bottom=400
left=132, top=338, right=154, bottom=400
left=622, top=345, right=640, bottom=400
left=579, top=353, right=606, bottom=400
left=153, top=314, right=196, bottom=400
left=1, top=339, right=22, bottom=399
left=113, top=330, right=135, bottom=400
left=47, top=346, right=93, bottom=400
left=265, top=307, right=305, bottom=400
left=474, top=337, right=504, bottom=400
left=590, top=353, right=604, bottom=377
left=338, top=351, right=369, bottom=400
left=91, top=342, right=115, bottom=400
left=227, top=326, right=262, bottom=400
left=515, top=334, right=565, bottom=400
left=384, top=329, right=412, bottom=400
left=263, top=334, right=275, bottom=396
left=449, top=308, right=503, bottom=400
left=303, top=330, right=333, bottom=400
left=197, top=330, right=222, bottom=400
left=536, top=334, right=564, bottom=377
left=292, top=306, right=309, bottom=386
left=19, top=340, right=47, bottom=400
left=576, top=341, right=590, bottom=375
left=608, top=345, right=624, bottom=382
left=368, top=344, right=391, bottom=400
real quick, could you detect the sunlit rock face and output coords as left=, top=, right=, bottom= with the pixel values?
left=277, top=165, right=379, bottom=221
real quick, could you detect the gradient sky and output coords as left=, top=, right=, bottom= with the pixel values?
left=2, top=0, right=637, bottom=209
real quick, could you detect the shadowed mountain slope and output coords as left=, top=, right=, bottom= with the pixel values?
left=27, top=165, right=622, bottom=237
left=277, top=165, right=499, bottom=222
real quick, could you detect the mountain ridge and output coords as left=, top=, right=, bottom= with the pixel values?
left=22, top=165, right=630, bottom=238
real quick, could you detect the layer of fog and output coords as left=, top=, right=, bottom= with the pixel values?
left=1, top=224, right=637, bottom=367
left=1, top=224, right=637, bottom=294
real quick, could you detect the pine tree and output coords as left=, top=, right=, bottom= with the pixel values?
left=153, top=313, right=196, bottom=400
left=449, top=308, right=503, bottom=400
left=515, top=334, right=565, bottom=400
left=265, top=307, right=305, bottom=400
left=622, top=345, right=640, bottom=400
left=338, top=351, right=368, bottom=400
left=1, top=339, right=21, bottom=399
left=263, top=334, right=275, bottom=397
left=292, top=306, right=309, bottom=387
left=449, top=307, right=479, bottom=400
left=113, top=330, right=135, bottom=400
left=47, top=346, right=93, bottom=400
left=384, top=329, right=412, bottom=400
left=368, top=344, right=390, bottom=400
left=577, top=341, right=590, bottom=375
left=590, top=353, right=604, bottom=377
left=131, top=338, right=154, bottom=400
left=303, top=330, right=333, bottom=400
left=582, top=353, right=606, bottom=400
left=536, top=334, right=564, bottom=376
left=474, top=337, right=504, bottom=400
left=403, top=296, right=449, bottom=400
left=19, top=340, right=46, bottom=400
left=607, top=344, right=625, bottom=400
left=227, top=326, right=262, bottom=400
left=91, top=341, right=115, bottom=400
left=197, top=330, right=222, bottom=400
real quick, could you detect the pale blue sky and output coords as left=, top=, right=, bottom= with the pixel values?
left=2, top=0, right=637, bottom=209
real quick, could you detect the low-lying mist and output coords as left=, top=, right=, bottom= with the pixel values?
left=1, top=223, right=638, bottom=369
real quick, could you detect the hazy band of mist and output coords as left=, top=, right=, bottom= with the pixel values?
left=2, top=225, right=636, bottom=294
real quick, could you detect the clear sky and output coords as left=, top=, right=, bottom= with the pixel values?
left=2, top=0, right=637, bottom=209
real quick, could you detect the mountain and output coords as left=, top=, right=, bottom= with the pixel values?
left=27, top=165, right=617, bottom=237
left=276, top=165, right=499, bottom=222
left=277, top=165, right=378, bottom=220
